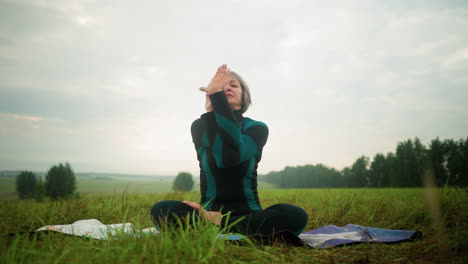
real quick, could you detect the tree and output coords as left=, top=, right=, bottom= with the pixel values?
left=45, top=162, right=76, bottom=200
left=347, top=156, right=370, bottom=187
left=386, top=152, right=398, bottom=187
left=446, top=138, right=468, bottom=186
left=16, top=171, right=37, bottom=199
left=262, top=171, right=282, bottom=186
left=173, top=172, right=194, bottom=192
left=428, top=137, right=449, bottom=186
left=262, top=164, right=344, bottom=188
left=393, top=138, right=427, bottom=187
left=369, top=153, right=387, bottom=187
left=34, top=176, right=46, bottom=202
left=342, top=166, right=352, bottom=187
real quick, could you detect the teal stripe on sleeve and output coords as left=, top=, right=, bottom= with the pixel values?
left=198, top=131, right=216, bottom=210
left=202, top=131, right=210, bottom=147
left=212, top=134, right=224, bottom=168
left=242, top=118, right=267, bottom=131
left=243, top=158, right=261, bottom=211
left=215, top=115, right=261, bottom=164
left=240, top=135, right=257, bottom=162
left=214, top=113, right=241, bottom=144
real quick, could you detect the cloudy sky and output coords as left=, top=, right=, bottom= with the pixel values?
left=1, top=0, right=467, bottom=176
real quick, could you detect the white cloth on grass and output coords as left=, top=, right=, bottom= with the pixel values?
left=36, top=219, right=159, bottom=240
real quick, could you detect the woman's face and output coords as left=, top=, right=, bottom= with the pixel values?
left=223, top=76, right=243, bottom=111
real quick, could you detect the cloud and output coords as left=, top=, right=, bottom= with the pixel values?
left=441, top=48, right=468, bottom=68
left=0, top=0, right=71, bottom=38
left=0, top=56, right=15, bottom=67
left=3, top=113, right=43, bottom=122
left=1, top=0, right=468, bottom=173
left=0, top=37, right=14, bottom=46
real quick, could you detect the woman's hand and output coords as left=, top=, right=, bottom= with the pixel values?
left=182, top=201, right=223, bottom=226
left=199, top=88, right=213, bottom=112
left=199, top=64, right=230, bottom=95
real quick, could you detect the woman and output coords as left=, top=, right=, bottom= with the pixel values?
left=151, top=64, right=308, bottom=237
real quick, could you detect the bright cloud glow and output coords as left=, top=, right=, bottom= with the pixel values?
left=76, top=16, right=89, bottom=25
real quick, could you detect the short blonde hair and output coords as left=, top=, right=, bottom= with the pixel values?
left=230, top=71, right=252, bottom=114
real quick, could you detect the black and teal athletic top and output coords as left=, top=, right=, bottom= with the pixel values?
left=191, top=91, right=269, bottom=215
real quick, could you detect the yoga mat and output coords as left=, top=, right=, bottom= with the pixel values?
left=34, top=219, right=421, bottom=248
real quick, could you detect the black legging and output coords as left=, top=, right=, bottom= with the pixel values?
left=150, top=200, right=308, bottom=236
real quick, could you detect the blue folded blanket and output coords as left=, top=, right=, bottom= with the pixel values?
left=35, top=219, right=421, bottom=248
left=298, top=224, right=421, bottom=248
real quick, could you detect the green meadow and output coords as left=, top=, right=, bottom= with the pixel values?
left=1, top=185, right=466, bottom=263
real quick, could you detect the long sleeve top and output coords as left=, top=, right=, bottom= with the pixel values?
left=191, top=91, right=269, bottom=215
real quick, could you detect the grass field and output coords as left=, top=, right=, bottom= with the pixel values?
left=1, top=187, right=466, bottom=263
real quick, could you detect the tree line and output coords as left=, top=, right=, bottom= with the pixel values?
left=16, top=162, right=76, bottom=200
left=261, top=137, right=468, bottom=188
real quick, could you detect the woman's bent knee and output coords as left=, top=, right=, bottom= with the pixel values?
left=150, top=200, right=196, bottom=227
left=267, top=203, right=308, bottom=234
